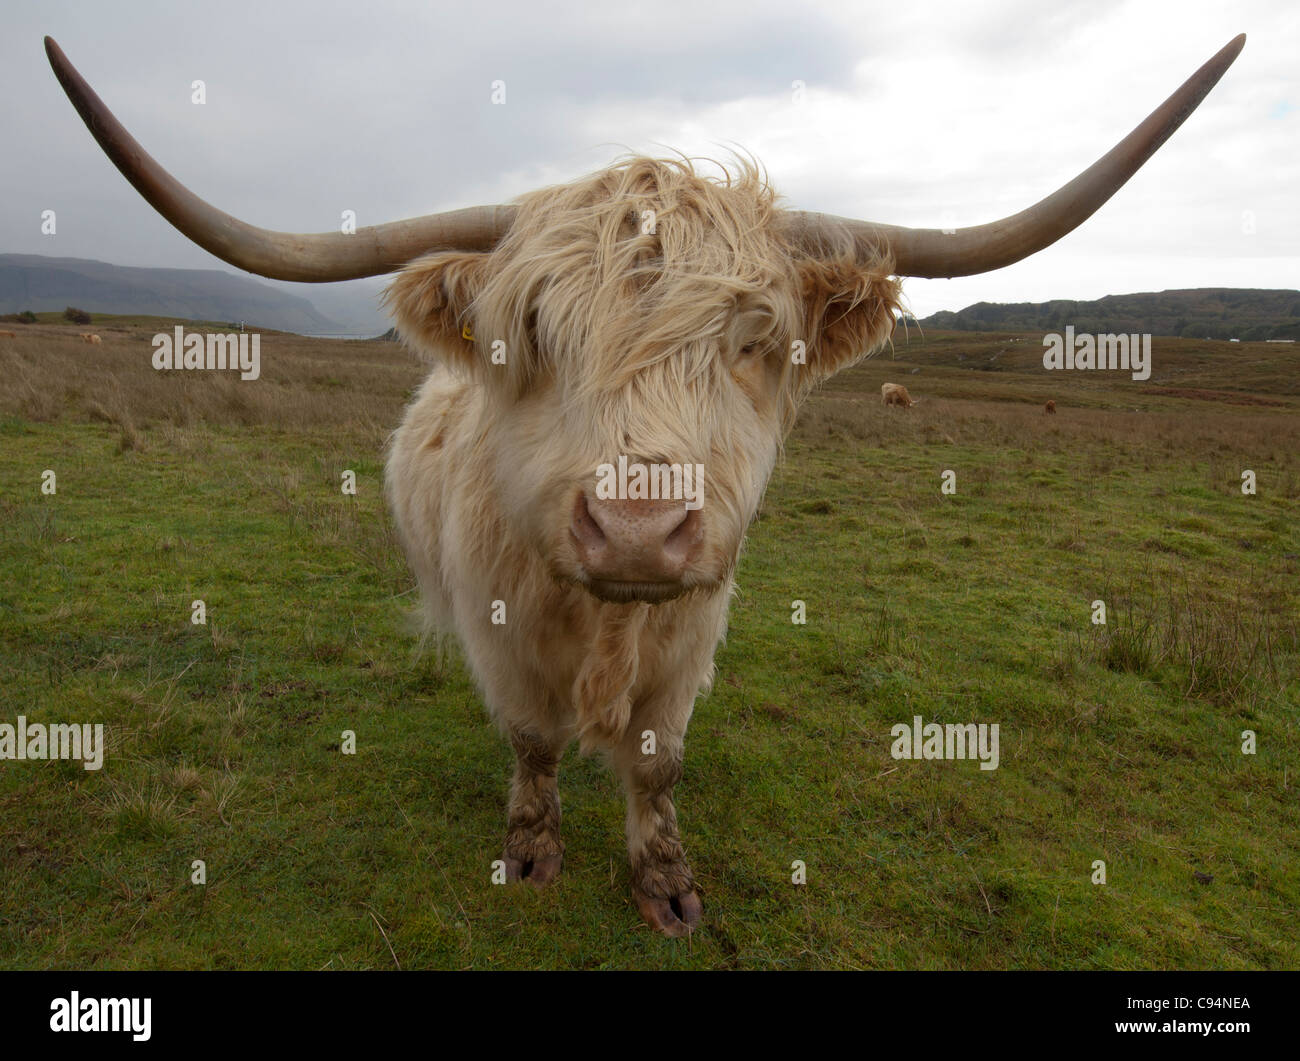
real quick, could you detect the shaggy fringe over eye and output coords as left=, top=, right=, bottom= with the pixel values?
left=471, top=155, right=815, bottom=397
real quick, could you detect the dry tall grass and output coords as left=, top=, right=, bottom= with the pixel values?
left=5, top=323, right=1297, bottom=455
left=0, top=323, right=422, bottom=444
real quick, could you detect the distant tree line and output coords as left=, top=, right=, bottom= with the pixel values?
left=0, top=308, right=99, bottom=324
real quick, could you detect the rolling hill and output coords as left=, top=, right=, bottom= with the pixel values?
left=919, top=288, right=1300, bottom=341
left=0, top=254, right=343, bottom=334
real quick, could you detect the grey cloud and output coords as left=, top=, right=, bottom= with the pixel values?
left=1, top=0, right=1292, bottom=328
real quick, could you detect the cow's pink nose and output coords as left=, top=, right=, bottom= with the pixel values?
left=571, top=493, right=703, bottom=593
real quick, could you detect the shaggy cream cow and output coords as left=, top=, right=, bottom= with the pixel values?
left=45, top=33, right=1244, bottom=936
left=881, top=382, right=917, bottom=408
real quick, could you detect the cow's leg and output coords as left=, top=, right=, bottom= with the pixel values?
left=502, top=725, right=565, bottom=887
left=615, top=714, right=701, bottom=937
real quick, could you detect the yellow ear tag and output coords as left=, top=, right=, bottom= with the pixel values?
left=461, top=323, right=475, bottom=342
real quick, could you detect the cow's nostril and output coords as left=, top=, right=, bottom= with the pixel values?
left=571, top=493, right=607, bottom=550
left=663, top=507, right=701, bottom=561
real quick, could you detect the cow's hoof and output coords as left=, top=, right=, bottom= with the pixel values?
left=504, top=853, right=563, bottom=888
left=634, top=889, right=702, bottom=938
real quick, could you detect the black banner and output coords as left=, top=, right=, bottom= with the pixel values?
left=0, top=970, right=1288, bottom=1047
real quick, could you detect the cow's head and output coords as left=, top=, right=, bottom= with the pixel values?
left=44, top=34, right=1244, bottom=604
left=384, top=157, right=900, bottom=602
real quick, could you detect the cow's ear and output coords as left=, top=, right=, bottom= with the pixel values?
left=384, top=252, right=489, bottom=368
left=798, top=259, right=902, bottom=382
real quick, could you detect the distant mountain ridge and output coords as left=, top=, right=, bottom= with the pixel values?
left=919, top=288, right=1300, bottom=341
left=0, top=254, right=342, bottom=334
left=6, top=259, right=1297, bottom=343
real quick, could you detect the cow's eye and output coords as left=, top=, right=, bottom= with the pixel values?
left=738, top=341, right=762, bottom=359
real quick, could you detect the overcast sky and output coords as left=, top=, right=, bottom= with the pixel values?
left=2, top=0, right=1294, bottom=324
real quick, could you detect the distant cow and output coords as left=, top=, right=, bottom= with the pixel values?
left=881, top=382, right=917, bottom=408
left=0, top=329, right=17, bottom=338
left=1045, top=400, right=1056, bottom=414
left=79, top=333, right=102, bottom=344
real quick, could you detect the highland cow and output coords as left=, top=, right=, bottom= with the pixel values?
left=881, top=382, right=918, bottom=408
left=45, top=33, right=1244, bottom=936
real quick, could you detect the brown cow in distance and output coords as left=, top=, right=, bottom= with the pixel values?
left=0, top=330, right=17, bottom=338
left=1045, top=400, right=1056, bottom=414
left=881, top=382, right=918, bottom=408
left=44, top=33, right=1246, bottom=938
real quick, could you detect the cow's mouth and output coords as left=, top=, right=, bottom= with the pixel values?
left=582, top=578, right=689, bottom=605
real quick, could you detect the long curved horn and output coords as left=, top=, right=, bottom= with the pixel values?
left=45, top=36, right=516, bottom=282
left=784, top=34, right=1245, bottom=278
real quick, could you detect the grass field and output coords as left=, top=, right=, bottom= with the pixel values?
left=1, top=318, right=1297, bottom=969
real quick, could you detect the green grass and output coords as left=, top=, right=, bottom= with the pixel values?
left=1, top=326, right=1297, bottom=969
